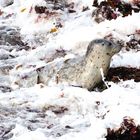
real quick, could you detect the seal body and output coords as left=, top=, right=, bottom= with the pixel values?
left=37, top=39, right=121, bottom=90
left=11, top=39, right=121, bottom=90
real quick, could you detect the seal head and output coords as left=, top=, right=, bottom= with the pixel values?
left=80, top=39, right=121, bottom=90
left=86, top=39, right=121, bottom=57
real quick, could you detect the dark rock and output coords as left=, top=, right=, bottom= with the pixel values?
left=0, top=125, right=15, bottom=140
left=106, top=67, right=140, bottom=82
left=106, top=117, right=140, bottom=140
left=0, top=0, right=13, bottom=7
left=0, top=85, right=12, bottom=93
left=68, top=9, right=76, bottom=13
left=35, top=6, right=47, bottom=14
left=0, top=26, right=26, bottom=48
left=0, top=50, right=15, bottom=60
left=92, top=0, right=140, bottom=22
left=93, top=0, right=98, bottom=7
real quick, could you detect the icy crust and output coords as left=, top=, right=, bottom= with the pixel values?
left=0, top=82, right=140, bottom=139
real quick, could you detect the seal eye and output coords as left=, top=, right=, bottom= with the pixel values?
left=108, top=42, right=112, bottom=46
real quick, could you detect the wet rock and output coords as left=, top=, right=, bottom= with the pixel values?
left=0, top=85, right=12, bottom=93
left=0, top=0, right=13, bottom=7
left=106, top=116, right=140, bottom=140
left=106, top=67, right=140, bottom=82
left=45, top=0, right=66, bottom=10
left=0, top=49, right=15, bottom=60
left=0, top=66, right=12, bottom=75
left=126, top=38, right=140, bottom=50
left=0, top=26, right=26, bottom=47
left=10, top=69, right=38, bottom=88
left=92, top=0, right=140, bottom=22
left=35, top=6, right=47, bottom=14
left=0, top=125, right=14, bottom=139
left=0, top=59, right=16, bottom=72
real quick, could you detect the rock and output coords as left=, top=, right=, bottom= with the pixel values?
left=0, top=26, right=25, bottom=47
left=0, top=0, right=13, bottom=7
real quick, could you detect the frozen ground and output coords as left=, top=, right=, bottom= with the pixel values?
left=0, top=0, right=140, bottom=140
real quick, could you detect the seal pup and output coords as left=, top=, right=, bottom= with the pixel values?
left=11, top=39, right=121, bottom=90
left=37, top=39, right=121, bottom=90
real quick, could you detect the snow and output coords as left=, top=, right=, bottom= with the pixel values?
left=111, top=51, right=140, bottom=68
left=1, top=82, right=140, bottom=140
left=0, top=0, right=140, bottom=140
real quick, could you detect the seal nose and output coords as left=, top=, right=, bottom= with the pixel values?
left=112, top=43, right=122, bottom=54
